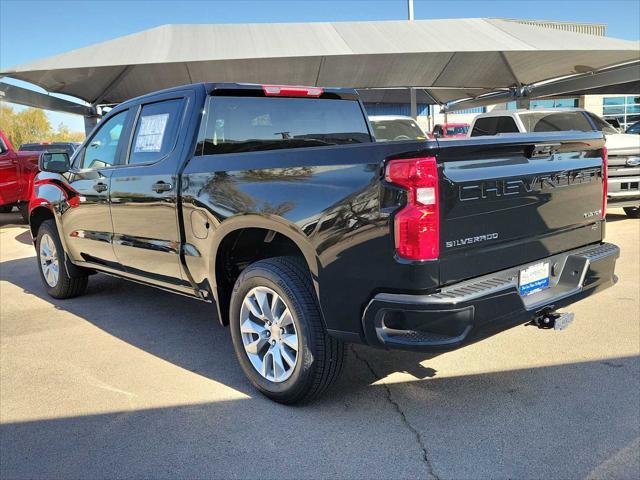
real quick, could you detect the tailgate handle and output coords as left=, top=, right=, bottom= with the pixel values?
left=529, top=143, right=561, bottom=158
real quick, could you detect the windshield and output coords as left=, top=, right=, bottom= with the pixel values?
left=445, top=125, right=468, bottom=136
left=586, top=112, right=620, bottom=135
left=371, top=119, right=426, bottom=142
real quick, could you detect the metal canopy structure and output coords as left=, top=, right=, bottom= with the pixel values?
left=1, top=18, right=638, bottom=108
left=442, top=60, right=640, bottom=111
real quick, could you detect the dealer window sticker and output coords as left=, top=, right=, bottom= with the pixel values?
left=134, top=113, right=169, bottom=153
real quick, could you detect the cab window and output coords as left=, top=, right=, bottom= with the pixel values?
left=199, top=96, right=370, bottom=155
left=129, top=98, right=184, bottom=164
left=80, top=110, right=128, bottom=169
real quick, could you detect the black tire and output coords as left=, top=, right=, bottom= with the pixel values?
left=229, top=256, right=345, bottom=404
left=36, top=219, right=88, bottom=299
left=623, top=207, right=640, bottom=218
left=18, top=203, right=29, bottom=223
left=0, top=205, right=13, bottom=214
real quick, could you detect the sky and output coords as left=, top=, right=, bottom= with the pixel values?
left=1, top=0, right=639, bottom=132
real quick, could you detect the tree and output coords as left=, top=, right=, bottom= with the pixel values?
left=0, top=103, right=84, bottom=147
left=51, top=123, right=84, bottom=142
left=0, top=104, right=19, bottom=147
left=14, top=108, right=51, bottom=147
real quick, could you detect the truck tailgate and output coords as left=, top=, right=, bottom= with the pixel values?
left=436, top=132, right=606, bottom=285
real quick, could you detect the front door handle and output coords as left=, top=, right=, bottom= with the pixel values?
left=93, top=182, right=107, bottom=193
left=152, top=181, right=173, bottom=193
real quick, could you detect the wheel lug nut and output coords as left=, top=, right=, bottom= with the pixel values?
left=271, top=340, right=276, bottom=346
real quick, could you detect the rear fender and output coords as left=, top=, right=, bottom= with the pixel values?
left=208, top=214, right=320, bottom=295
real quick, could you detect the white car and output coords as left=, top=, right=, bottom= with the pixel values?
left=468, top=108, right=640, bottom=218
left=368, top=115, right=428, bottom=142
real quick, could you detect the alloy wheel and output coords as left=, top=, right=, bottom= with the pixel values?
left=240, top=286, right=299, bottom=383
left=39, top=233, right=59, bottom=287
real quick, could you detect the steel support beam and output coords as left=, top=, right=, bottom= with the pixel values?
left=0, top=81, right=92, bottom=116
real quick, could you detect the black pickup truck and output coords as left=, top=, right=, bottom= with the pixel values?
left=30, top=83, right=619, bottom=403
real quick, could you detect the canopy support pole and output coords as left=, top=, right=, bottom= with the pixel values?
left=410, top=88, right=417, bottom=119
left=83, top=106, right=100, bottom=135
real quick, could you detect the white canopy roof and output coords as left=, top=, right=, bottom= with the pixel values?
left=2, top=18, right=639, bottom=105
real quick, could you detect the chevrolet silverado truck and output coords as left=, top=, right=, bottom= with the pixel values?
left=468, top=108, right=640, bottom=217
left=0, top=129, right=40, bottom=221
left=30, top=83, right=619, bottom=403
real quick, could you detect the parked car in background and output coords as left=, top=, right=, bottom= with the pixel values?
left=30, top=83, right=618, bottom=404
left=605, top=118, right=623, bottom=132
left=431, top=122, right=469, bottom=139
left=468, top=108, right=640, bottom=218
left=626, top=121, right=640, bottom=134
left=19, top=142, right=80, bottom=157
left=368, top=115, right=428, bottom=141
left=0, top=130, right=40, bottom=220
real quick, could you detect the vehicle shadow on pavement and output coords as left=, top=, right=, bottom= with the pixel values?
left=0, top=212, right=26, bottom=228
left=605, top=211, right=631, bottom=223
left=2, top=255, right=639, bottom=479
left=0, top=255, right=439, bottom=395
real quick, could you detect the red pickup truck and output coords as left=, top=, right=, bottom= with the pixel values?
left=0, top=130, right=39, bottom=221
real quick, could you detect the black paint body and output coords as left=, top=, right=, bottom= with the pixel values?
left=30, top=83, right=618, bottom=351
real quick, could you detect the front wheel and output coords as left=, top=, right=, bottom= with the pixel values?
left=229, top=257, right=345, bottom=404
left=623, top=206, right=640, bottom=218
left=36, top=220, right=88, bottom=298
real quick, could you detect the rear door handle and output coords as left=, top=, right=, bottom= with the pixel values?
left=93, top=182, right=107, bottom=193
left=152, top=181, right=173, bottom=193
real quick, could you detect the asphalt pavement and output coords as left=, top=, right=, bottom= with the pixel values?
left=1, top=209, right=638, bottom=479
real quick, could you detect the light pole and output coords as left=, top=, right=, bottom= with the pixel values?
left=408, top=0, right=417, bottom=120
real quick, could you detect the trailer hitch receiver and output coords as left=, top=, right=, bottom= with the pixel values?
left=528, top=309, right=575, bottom=331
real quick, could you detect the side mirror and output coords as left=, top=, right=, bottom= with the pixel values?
left=39, top=151, right=70, bottom=173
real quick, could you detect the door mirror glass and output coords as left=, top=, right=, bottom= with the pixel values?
left=39, top=152, right=70, bottom=173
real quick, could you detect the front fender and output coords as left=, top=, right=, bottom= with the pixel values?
left=29, top=173, right=74, bottom=250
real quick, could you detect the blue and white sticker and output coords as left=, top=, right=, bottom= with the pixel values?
left=519, top=262, right=550, bottom=296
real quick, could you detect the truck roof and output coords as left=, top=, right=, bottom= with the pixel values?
left=117, top=82, right=360, bottom=108
left=473, top=107, right=586, bottom=119
left=368, top=115, right=418, bottom=122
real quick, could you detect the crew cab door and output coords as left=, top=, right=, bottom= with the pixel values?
left=62, top=109, right=131, bottom=266
left=109, top=91, right=192, bottom=287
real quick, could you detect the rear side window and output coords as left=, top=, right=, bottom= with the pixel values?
left=471, top=117, right=518, bottom=136
left=200, top=96, right=371, bottom=155
left=129, top=98, right=184, bottom=164
left=520, top=112, right=594, bottom=133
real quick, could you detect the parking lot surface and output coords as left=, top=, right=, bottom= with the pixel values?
left=1, top=210, right=638, bottom=479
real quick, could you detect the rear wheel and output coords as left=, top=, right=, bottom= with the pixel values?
left=229, top=256, right=345, bottom=404
left=623, top=206, right=640, bottom=218
left=36, top=220, right=88, bottom=298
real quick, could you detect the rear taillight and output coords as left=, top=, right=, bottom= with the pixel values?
left=262, top=85, right=324, bottom=97
left=602, top=146, right=608, bottom=219
left=385, top=157, right=439, bottom=260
